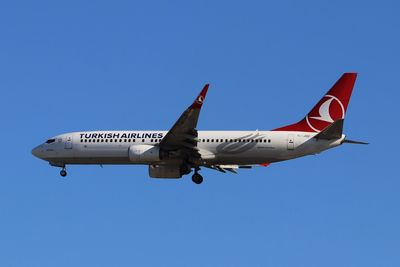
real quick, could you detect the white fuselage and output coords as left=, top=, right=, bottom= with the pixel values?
left=31, top=73, right=360, bottom=183
left=32, top=130, right=345, bottom=167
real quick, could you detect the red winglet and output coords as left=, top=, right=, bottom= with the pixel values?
left=190, top=84, right=209, bottom=109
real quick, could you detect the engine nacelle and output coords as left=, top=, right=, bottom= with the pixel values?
left=128, top=145, right=160, bottom=163
left=149, top=165, right=183, bottom=178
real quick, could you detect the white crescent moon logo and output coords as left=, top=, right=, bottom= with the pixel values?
left=310, top=97, right=335, bottom=123
left=196, top=95, right=204, bottom=105
left=306, top=94, right=345, bottom=132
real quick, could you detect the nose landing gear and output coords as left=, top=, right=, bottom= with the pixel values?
left=191, top=167, right=203, bottom=184
left=60, top=167, right=67, bottom=177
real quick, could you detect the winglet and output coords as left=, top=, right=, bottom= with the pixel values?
left=190, top=84, right=209, bottom=109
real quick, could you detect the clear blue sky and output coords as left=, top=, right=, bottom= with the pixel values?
left=0, top=0, right=398, bottom=266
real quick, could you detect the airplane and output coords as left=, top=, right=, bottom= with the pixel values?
left=32, top=73, right=367, bottom=184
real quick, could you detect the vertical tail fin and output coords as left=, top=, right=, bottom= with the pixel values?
left=274, top=73, right=357, bottom=133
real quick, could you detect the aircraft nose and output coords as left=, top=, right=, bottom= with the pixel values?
left=31, top=145, right=44, bottom=159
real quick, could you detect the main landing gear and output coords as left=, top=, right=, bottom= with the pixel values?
left=191, top=167, right=203, bottom=184
left=60, top=167, right=67, bottom=177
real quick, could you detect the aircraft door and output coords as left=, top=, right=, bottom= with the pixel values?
left=65, top=136, right=73, bottom=149
left=287, top=134, right=295, bottom=150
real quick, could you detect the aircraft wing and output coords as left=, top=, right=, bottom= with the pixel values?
left=205, top=164, right=269, bottom=174
left=159, top=84, right=209, bottom=162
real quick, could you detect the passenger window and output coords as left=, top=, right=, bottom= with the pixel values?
left=142, top=139, right=145, bottom=143
left=105, top=139, right=108, bottom=142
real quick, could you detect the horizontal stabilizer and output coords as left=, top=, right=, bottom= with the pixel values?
left=314, top=119, right=344, bottom=140
left=343, top=139, right=369, bottom=145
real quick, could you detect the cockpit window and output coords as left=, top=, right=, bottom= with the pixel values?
left=46, top=139, right=56, bottom=144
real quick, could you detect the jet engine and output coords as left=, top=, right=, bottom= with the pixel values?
left=128, top=145, right=160, bottom=163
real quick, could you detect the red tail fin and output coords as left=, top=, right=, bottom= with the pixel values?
left=274, top=73, right=357, bottom=133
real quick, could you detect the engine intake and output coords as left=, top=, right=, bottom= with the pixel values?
left=128, top=145, right=160, bottom=163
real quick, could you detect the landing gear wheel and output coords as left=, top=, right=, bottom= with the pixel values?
left=60, top=169, right=67, bottom=177
left=192, top=173, right=203, bottom=184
